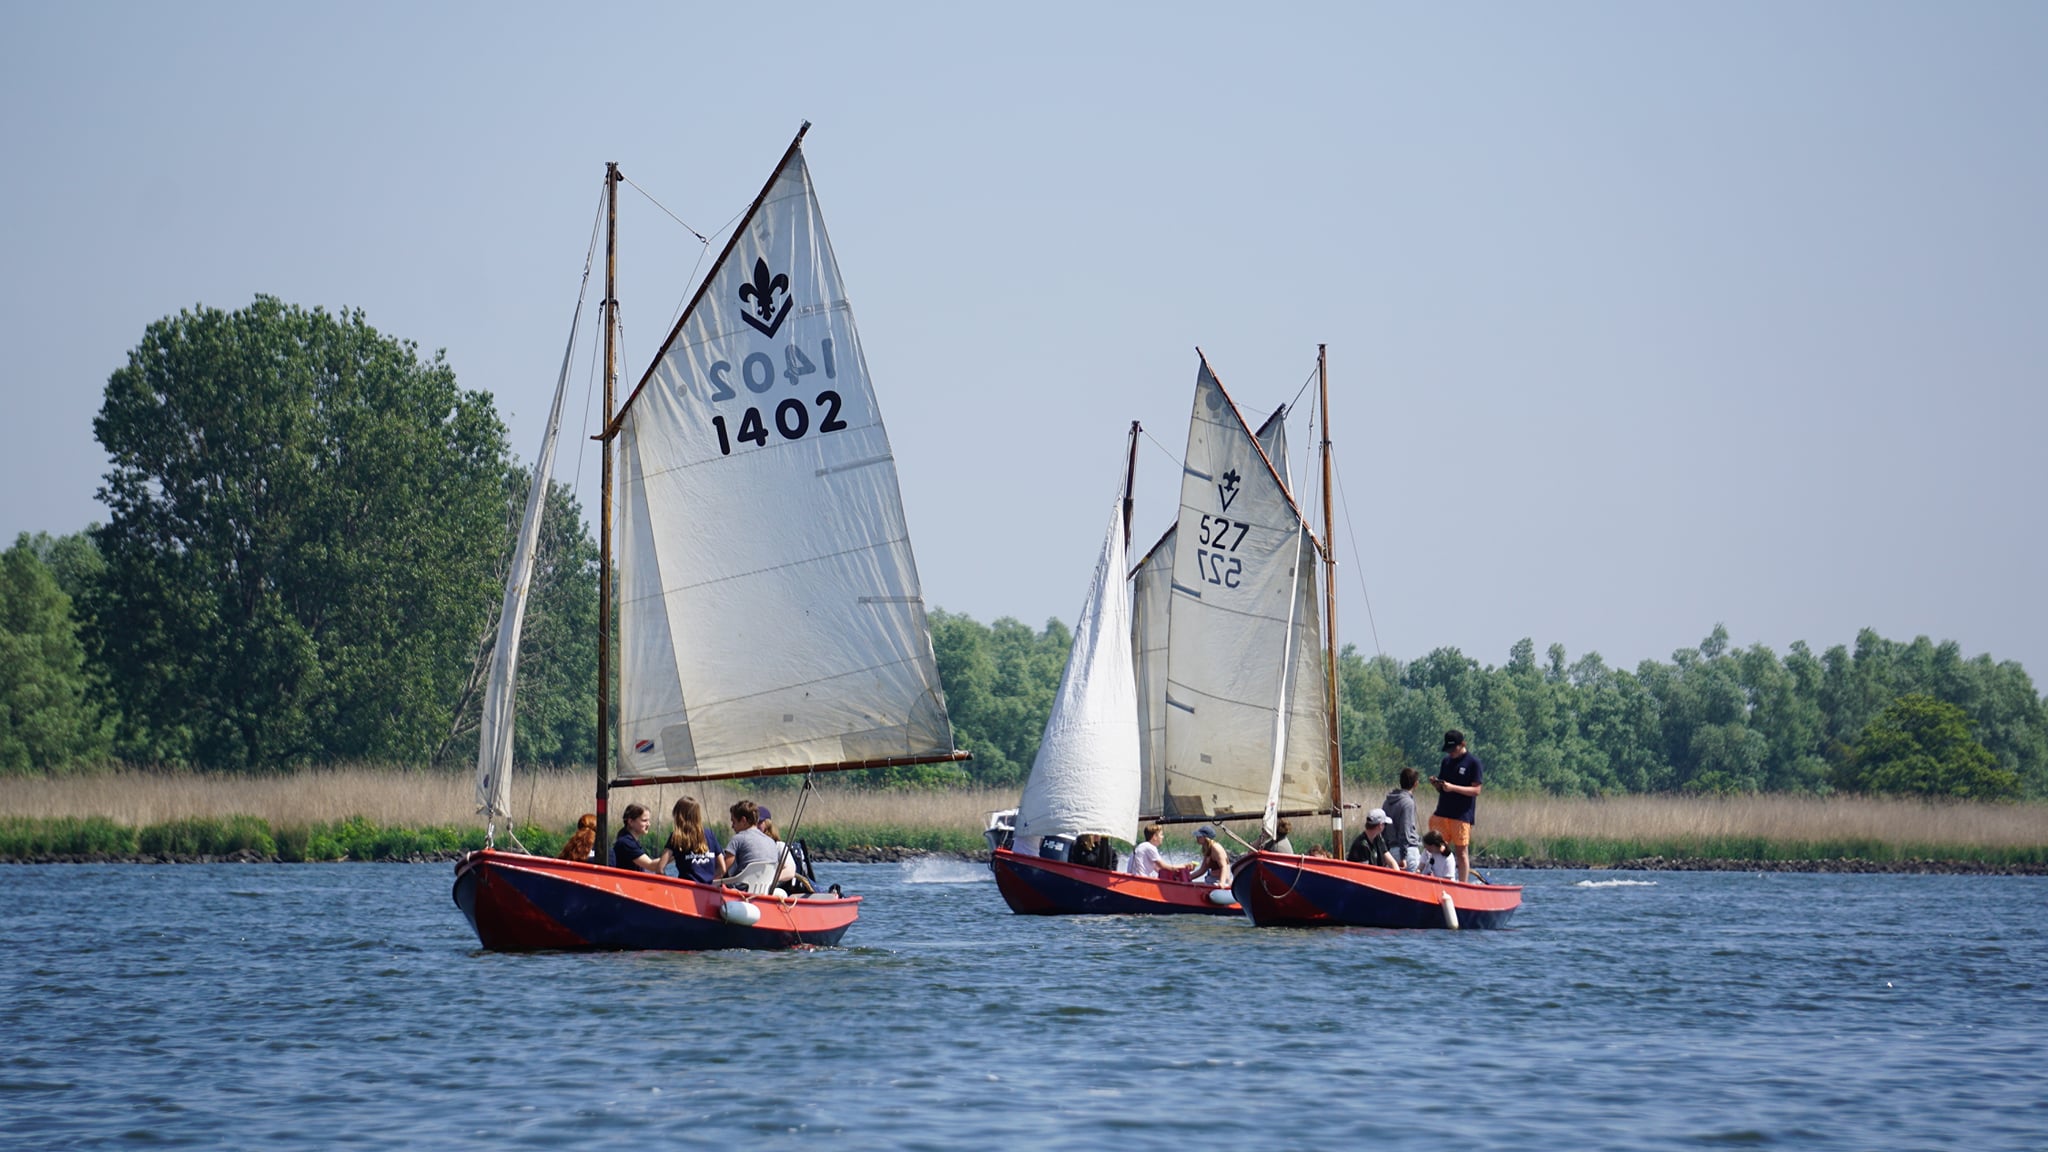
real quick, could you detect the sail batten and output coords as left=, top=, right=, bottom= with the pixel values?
left=614, top=143, right=954, bottom=784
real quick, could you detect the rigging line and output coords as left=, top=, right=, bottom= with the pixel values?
left=1139, top=425, right=1182, bottom=468
left=567, top=175, right=610, bottom=512
left=1329, top=455, right=1384, bottom=660
left=619, top=172, right=709, bottom=243
left=664, top=203, right=750, bottom=335
left=1286, top=361, right=1318, bottom=417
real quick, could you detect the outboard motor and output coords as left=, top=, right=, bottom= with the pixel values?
left=1036, top=835, right=1074, bottom=863
left=983, top=808, right=1018, bottom=853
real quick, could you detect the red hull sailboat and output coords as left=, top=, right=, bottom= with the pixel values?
left=455, top=125, right=964, bottom=952
left=1231, top=852, right=1521, bottom=930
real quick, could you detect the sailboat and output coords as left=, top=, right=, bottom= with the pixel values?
left=988, top=355, right=1313, bottom=916
left=453, top=124, right=967, bottom=951
left=1227, top=346, right=1522, bottom=930
left=988, top=424, right=1239, bottom=916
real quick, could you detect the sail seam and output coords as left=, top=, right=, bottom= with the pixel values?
left=617, top=536, right=917, bottom=605
left=622, top=654, right=935, bottom=717
left=818, top=454, right=892, bottom=477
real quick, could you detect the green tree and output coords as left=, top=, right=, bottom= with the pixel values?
left=1835, top=693, right=2017, bottom=799
left=0, top=535, right=112, bottom=772
left=86, top=297, right=508, bottom=768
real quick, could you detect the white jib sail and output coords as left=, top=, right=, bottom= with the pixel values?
left=1158, top=357, right=1329, bottom=822
left=475, top=299, right=583, bottom=825
left=1014, top=469, right=1141, bottom=847
left=615, top=144, right=952, bottom=779
left=1132, top=407, right=1290, bottom=819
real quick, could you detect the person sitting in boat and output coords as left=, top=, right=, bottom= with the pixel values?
left=1069, top=833, right=1118, bottom=871
left=1127, top=824, right=1166, bottom=877
left=1258, top=818, right=1296, bottom=855
left=1420, top=829, right=1457, bottom=879
left=1188, top=826, right=1232, bottom=886
left=756, top=813, right=815, bottom=895
left=612, top=804, right=671, bottom=872
left=560, top=813, right=598, bottom=863
left=1345, top=808, right=1398, bottom=868
left=665, top=797, right=719, bottom=884
left=718, top=800, right=780, bottom=888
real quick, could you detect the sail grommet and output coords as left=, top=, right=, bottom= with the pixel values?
left=719, top=900, right=762, bottom=926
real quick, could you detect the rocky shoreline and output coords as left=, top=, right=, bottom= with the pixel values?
left=4, top=846, right=2044, bottom=874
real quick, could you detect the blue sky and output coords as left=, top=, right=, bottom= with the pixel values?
left=4, top=1, right=2044, bottom=681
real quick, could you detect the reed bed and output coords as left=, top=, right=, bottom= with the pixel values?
left=0, top=767, right=1015, bottom=837
left=3, top=769, right=2044, bottom=861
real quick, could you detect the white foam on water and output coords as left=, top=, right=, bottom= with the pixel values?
left=1572, top=878, right=1659, bottom=888
left=900, top=858, right=992, bottom=884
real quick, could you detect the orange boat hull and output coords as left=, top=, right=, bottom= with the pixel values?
left=452, top=849, right=860, bottom=951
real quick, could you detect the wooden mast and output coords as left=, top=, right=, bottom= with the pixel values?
left=596, top=163, right=619, bottom=853
left=1318, top=344, right=1343, bottom=856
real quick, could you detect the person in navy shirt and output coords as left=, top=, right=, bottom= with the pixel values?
left=1428, top=729, right=1484, bottom=882
left=611, top=804, right=668, bottom=872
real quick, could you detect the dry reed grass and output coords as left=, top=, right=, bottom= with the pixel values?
left=2, top=768, right=2043, bottom=848
left=0, top=767, right=1016, bottom=835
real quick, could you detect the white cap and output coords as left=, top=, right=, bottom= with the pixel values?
left=1366, top=808, right=1390, bottom=826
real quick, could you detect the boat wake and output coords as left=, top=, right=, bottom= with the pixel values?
left=901, top=859, right=991, bottom=885
left=1573, top=878, right=1658, bottom=888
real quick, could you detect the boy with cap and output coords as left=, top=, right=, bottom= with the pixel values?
left=1189, top=825, right=1232, bottom=886
left=1429, top=729, right=1483, bottom=882
left=1345, top=808, right=1398, bottom=867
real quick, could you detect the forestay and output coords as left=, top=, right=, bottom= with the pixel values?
left=475, top=285, right=586, bottom=829
left=613, top=142, right=953, bottom=780
left=1156, top=357, right=1331, bottom=823
left=1014, top=471, right=1141, bottom=847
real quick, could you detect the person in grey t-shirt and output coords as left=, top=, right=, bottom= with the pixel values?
left=1381, top=766, right=1422, bottom=871
left=719, top=799, right=780, bottom=883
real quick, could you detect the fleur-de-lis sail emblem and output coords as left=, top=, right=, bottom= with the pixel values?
left=737, top=257, right=793, bottom=338
left=1218, top=468, right=1241, bottom=511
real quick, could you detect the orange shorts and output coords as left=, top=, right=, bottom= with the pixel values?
left=1429, top=814, right=1472, bottom=850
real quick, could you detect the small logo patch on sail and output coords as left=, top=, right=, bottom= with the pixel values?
left=1217, top=468, right=1241, bottom=511
left=738, top=257, right=793, bottom=338
left=634, top=738, right=656, bottom=755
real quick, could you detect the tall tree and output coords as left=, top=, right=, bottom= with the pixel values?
left=0, top=536, right=112, bottom=772
left=87, top=297, right=508, bottom=768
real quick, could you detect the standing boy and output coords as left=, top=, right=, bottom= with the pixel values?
left=1428, top=729, right=1483, bottom=883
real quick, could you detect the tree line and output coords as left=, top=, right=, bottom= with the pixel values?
left=2, top=297, right=2042, bottom=800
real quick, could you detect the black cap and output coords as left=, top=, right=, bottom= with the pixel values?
left=1442, top=729, right=1465, bottom=751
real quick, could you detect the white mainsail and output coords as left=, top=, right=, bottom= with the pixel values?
left=1013, top=467, right=1140, bottom=846
left=475, top=297, right=585, bottom=826
left=613, top=142, right=953, bottom=780
left=1132, top=405, right=1307, bottom=821
left=1155, top=357, right=1331, bottom=823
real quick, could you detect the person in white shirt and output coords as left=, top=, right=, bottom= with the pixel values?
left=1127, top=823, right=1165, bottom=877
left=1421, top=828, right=1457, bottom=879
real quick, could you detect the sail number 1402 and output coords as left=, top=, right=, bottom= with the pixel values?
left=706, top=339, right=848, bottom=456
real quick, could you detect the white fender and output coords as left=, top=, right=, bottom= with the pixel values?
left=1207, top=887, right=1237, bottom=906
left=719, top=900, right=762, bottom=926
left=1439, top=890, right=1461, bottom=930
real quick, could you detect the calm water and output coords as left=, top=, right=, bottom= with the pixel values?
left=3, top=862, right=2045, bottom=1150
